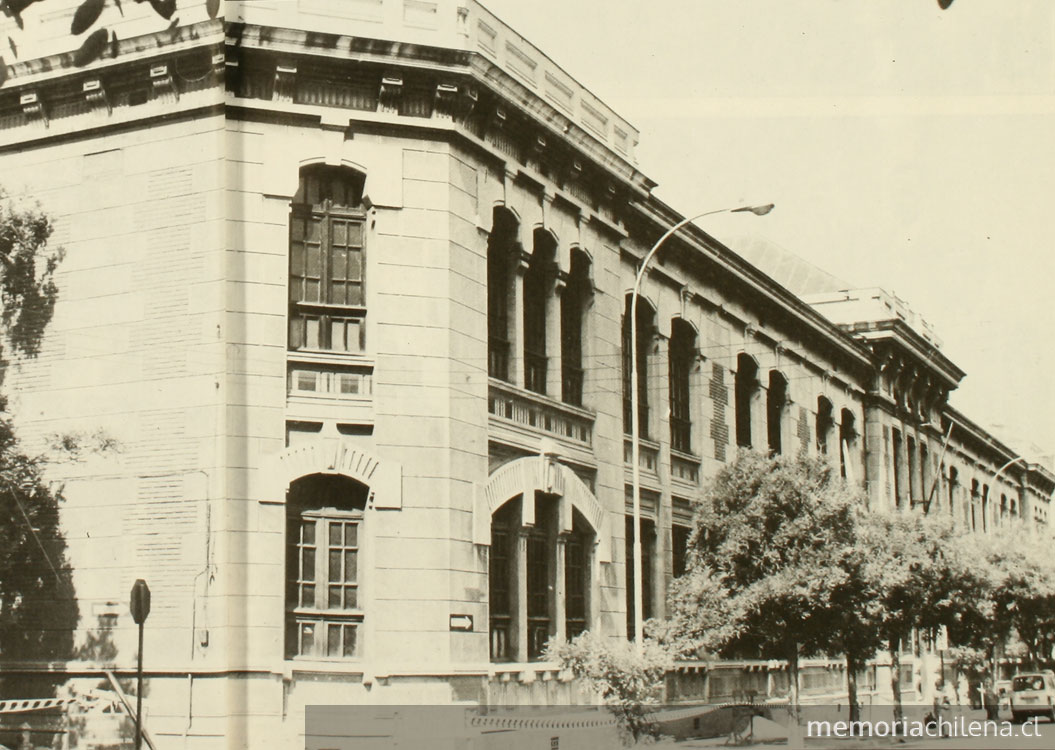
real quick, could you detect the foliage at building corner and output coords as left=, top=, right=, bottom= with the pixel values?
left=0, top=187, right=62, bottom=375
left=0, top=187, right=76, bottom=694
left=547, top=631, right=673, bottom=745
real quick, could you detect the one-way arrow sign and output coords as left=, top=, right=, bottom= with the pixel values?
left=449, top=614, right=473, bottom=632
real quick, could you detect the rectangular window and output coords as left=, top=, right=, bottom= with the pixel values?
left=286, top=514, right=362, bottom=659
left=289, top=209, right=366, bottom=353
left=672, top=524, right=691, bottom=578
left=489, top=521, right=513, bottom=661
left=669, top=348, right=692, bottom=454
left=625, top=516, right=655, bottom=641
left=565, top=534, right=587, bottom=639
left=288, top=368, right=372, bottom=399
left=526, top=529, right=550, bottom=659
left=892, top=429, right=903, bottom=508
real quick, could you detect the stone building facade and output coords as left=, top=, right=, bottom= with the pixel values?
left=0, top=1, right=1050, bottom=747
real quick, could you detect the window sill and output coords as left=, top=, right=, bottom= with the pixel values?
left=288, top=350, right=374, bottom=368
left=287, top=392, right=372, bottom=404
left=282, top=659, right=367, bottom=681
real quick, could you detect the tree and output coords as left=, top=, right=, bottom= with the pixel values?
left=966, top=531, right=1055, bottom=673
left=547, top=631, right=673, bottom=746
left=0, top=187, right=74, bottom=698
left=668, top=451, right=861, bottom=723
left=819, top=511, right=886, bottom=724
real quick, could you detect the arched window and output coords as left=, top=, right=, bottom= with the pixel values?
left=487, top=209, right=518, bottom=382
left=561, top=250, right=591, bottom=407
left=839, top=408, right=856, bottom=479
left=947, top=466, right=958, bottom=517
left=285, top=474, right=368, bottom=659
left=489, top=493, right=593, bottom=662
left=669, top=319, right=696, bottom=454
left=767, top=371, right=787, bottom=455
left=892, top=429, right=904, bottom=509
left=288, top=165, right=367, bottom=353
left=523, top=230, right=556, bottom=394
left=907, top=436, right=918, bottom=504
left=734, top=354, right=758, bottom=449
left=919, top=440, right=930, bottom=502
left=622, top=296, right=655, bottom=439
left=816, top=397, right=834, bottom=455
left=970, top=479, right=979, bottom=530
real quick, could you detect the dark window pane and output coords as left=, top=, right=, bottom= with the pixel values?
left=345, top=550, right=357, bottom=582
left=289, top=317, right=304, bottom=349
left=302, top=549, right=315, bottom=580
left=296, top=371, right=316, bottom=392
left=328, top=551, right=341, bottom=582
left=307, top=245, right=322, bottom=276
left=300, top=584, right=314, bottom=608
left=329, top=524, right=342, bottom=547
left=328, top=585, right=341, bottom=608
left=345, top=586, right=357, bottom=609
left=327, top=623, right=341, bottom=656
left=347, top=249, right=362, bottom=282
left=347, top=223, right=363, bottom=246
left=345, top=524, right=357, bottom=547
left=332, top=247, right=347, bottom=280
left=330, top=281, right=347, bottom=307
left=300, top=622, right=315, bottom=655
left=333, top=221, right=347, bottom=246
left=302, top=522, right=315, bottom=545
left=305, top=317, right=320, bottom=348
left=343, top=625, right=357, bottom=657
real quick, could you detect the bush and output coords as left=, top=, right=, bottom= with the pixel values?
left=547, top=631, right=673, bottom=745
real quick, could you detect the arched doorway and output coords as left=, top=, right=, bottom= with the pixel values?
left=482, top=456, right=606, bottom=663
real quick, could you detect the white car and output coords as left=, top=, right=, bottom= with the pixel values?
left=1010, top=672, right=1055, bottom=723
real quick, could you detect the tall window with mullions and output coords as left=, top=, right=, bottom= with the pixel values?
left=285, top=473, right=368, bottom=660
left=289, top=165, right=367, bottom=353
left=669, top=319, right=696, bottom=454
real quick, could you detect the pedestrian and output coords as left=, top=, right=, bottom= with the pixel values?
left=983, top=679, right=1000, bottom=721
left=930, top=679, right=950, bottom=737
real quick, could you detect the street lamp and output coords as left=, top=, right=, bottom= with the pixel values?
left=629, top=203, right=774, bottom=649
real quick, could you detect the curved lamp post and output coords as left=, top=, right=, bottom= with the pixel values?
left=629, top=203, right=774, bottom=650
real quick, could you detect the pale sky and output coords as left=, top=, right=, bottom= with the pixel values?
left=483, top=0, right=1055, bottom=459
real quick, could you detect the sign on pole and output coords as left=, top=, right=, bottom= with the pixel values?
left=130, top=579, right=150, bottom=750
left=130, top=579, right=151, bottom=625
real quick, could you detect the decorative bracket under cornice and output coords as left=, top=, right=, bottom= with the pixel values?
left=378, top=74, right=403, bottom=114
left=433, top=82, right=459, bottom=120
left=273, top=63, right=297, bottom=103
left=83, top=79, right=110, bottom=116
left=19, top=91, right=46, bottom=128
left=150, top=64, right=178, bottom=104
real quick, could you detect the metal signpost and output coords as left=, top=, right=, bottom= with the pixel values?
left=130, top=579, right=151, bottom=750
